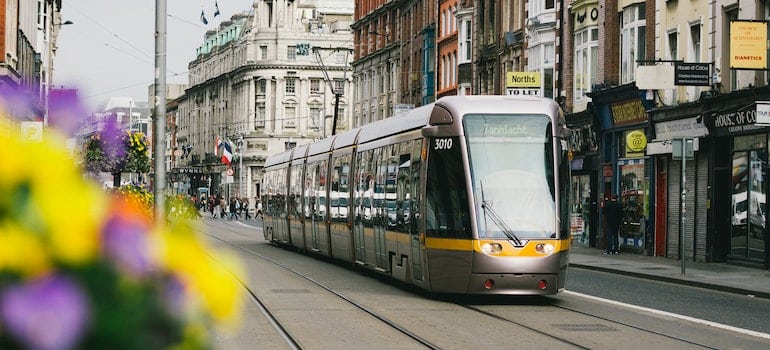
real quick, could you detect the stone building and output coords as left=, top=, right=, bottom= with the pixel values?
left=174, top=0, right=354, bottom=202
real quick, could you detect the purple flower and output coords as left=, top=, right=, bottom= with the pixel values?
left=0, top=275, right=90, bottom=350
left=48, top=90, right=87, bottom=136
left=102, top=214, right=154, bottom=277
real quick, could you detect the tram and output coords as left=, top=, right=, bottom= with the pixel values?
left=261, top=95, right=572, bottom=295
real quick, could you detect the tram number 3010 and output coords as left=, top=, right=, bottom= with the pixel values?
left=434, top=138, right=453, bottom=150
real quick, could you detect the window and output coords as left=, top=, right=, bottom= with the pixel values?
left=690, top=23, right=701, bottom=62
left=257, top=79, right=266, bottom=95
left=285, top=78, right=296, bottom=95
left=310, top=79, right=321, bottom=94
left=462, top=20, right=472, bottom=62
left=255, top=102, right=265, bottom=128
left=261, top=45, right=268, bottom=60
left=334, top=79, right=344, bottom=95
left=668, top=31, right=678, bottom=60
left=284, top=106, right=296, bottom=127
left=310, top=107, right=320, bottom=129
left=574, top=27, right=599, bottom=102
left=287, top=45, right=297, bottom=60
left=620, top=4, right=646, bottom=84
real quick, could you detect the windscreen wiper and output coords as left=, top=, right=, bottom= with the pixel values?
left=480, top=181, right=523, bottom=246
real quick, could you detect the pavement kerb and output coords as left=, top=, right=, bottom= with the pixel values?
left=569, top=263, right=770, bottom=300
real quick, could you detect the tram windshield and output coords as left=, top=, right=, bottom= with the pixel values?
left=464, top=114, right=557, bottom=239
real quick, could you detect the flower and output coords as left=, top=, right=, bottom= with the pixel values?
left=0, top=275, right=90, bottom=350
left=0, top=89, right=244, bottom=349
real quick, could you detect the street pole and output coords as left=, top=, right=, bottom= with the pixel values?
left=239, top=135, right=243, bottom=199
left=153, top=0, right=167, bottom=224
left=679, top=138, right=687, bottom=275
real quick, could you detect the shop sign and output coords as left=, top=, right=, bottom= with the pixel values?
left=654, top=117, right=709, bottom=139
left=506, top=88, right=542, bottom=96
left=625, top=129, right=647, bottom=157
left=756, top=101, right=770, bottom=125
left=674, top=62, right=711, bottom=86
left=647, top=138, right=700, bottom=155
left=506, top=72, right=541, bottom=88
left=173, top=167, right=204, bottom=174
left=610, top=99, right=648, bottom=126
left=711, top=107, right=766, bottom=135
left=730, top=21, right=768, bottom=70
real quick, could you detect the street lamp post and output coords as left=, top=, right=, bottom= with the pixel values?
left=238, top=135, right=244, bottom=199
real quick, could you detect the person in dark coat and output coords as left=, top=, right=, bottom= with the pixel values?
left=602, top=194, right=623, bottom=254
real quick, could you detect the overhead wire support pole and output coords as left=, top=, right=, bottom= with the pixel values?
left=154, top=0, right=167, bottom=224
left=314, top=47, right=350, bottom=136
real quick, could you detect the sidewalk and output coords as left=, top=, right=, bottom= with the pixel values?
left=568, top=246, right=770, bottom=299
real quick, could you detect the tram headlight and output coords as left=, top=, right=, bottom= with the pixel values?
left=535, top=243, right=555, bottom=254
left=481, top=243, right=503, bottom=254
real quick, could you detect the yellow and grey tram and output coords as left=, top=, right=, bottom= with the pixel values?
left=261, top=95, right=572, bottom=295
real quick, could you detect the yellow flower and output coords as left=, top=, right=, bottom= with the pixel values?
left=0, top=222, right=51, bottom=277
left=154, top=223, right=244, bottom=326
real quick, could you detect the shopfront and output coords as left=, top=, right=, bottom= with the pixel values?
left=589, top=83, right=653, bottom=254
left=567, top=110, right=600, bottom=248
left=646, top=111, right=710, bottom=260
left=704, top=86, right=770, bottom=269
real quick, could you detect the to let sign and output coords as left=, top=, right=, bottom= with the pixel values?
left=674, top=62, right=711, bottom=86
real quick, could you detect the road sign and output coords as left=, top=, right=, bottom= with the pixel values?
left=226, top=168, right=234, bottom=176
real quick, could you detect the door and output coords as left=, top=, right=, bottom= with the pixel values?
left=655, top=158, right=667, bottom=256
left=730, top=149, right=768, bottom=262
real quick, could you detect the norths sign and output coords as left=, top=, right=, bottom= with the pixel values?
left=506, top=72, right=542, bottom=96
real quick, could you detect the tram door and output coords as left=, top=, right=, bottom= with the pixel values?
left=306, top=161, right=328, bottom=253
left=730, top=148, right=767, bottom=263
left=408, top=140, right=423, bottom=281
left=373, top=148, right=389, bottom=270
left=353, top=150, right=373, bottom=263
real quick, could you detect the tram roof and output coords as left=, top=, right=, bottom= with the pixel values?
left=356, top=104, right=434, bottom=144
left=264, top=148, right=293, bottom=167
left=291, top=143, right=310, bottom=161
left=306, top=135, right=336, bottom=157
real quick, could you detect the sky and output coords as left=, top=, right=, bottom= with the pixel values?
left=54, top=0, right=255, bottom=111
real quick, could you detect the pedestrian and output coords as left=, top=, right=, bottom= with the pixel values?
left=243, top=198, right=252, bottom=220
left=229, top=197, right=240, bottom=220
left=602, top=193, right=622, bottom=255
left=213, top=196, right=222, bottom=219
left=219, top=196, right=227, bottom=219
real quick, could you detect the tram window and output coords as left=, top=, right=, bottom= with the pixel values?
left=426, top=137, right=472, bottom=239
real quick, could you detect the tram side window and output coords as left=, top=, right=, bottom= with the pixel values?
left=426, top=137, right=471, bottom=239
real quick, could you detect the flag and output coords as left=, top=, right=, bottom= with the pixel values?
left=214, top=136, right=221, bottom=155
left=221, top=141, right=233, bottom=165
left=214, top=1, right=221, bottom=17
left=200, top=10, right=208, bottom=25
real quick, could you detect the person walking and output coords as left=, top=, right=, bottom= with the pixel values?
left=602, top=193, right=623, bottom=255
left=229, top=197, right=240, bottom=220
left=243, top=198, right=252, bottom=220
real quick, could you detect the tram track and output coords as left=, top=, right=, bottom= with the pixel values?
left=454, top=297, right=723, bottom=350
left=205, top=227, right=441, bottom=350
left=201, top=220, right=770, bottom=349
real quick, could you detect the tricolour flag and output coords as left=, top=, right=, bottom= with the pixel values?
left=214, top=136, right=221, bottom=155
left=200, top=10, right=208, bottom=25
left=221, top=141, right=233, bottom=165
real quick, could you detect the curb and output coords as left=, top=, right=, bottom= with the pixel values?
left=569, top=263, right=770, bottom=300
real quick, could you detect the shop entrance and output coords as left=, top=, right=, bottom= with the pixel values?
left=729, top=139, right=767, bottom=263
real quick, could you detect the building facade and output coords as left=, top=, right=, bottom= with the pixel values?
left=0, top=0, right=65, bottom=138
left=175, top=1, right=355, bottom=202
